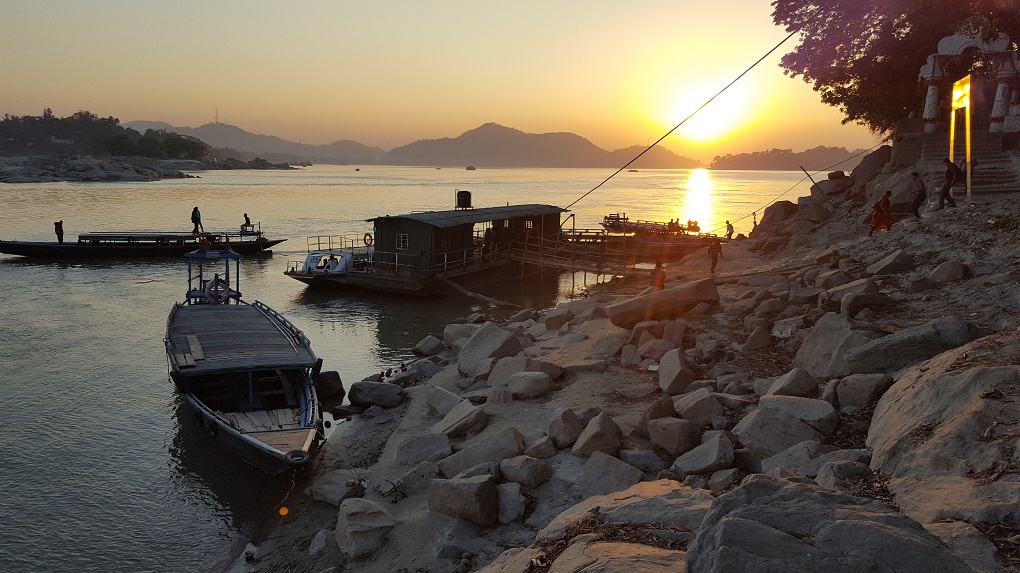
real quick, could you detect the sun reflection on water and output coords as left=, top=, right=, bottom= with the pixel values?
left=679, top=168, right=715, bottom=231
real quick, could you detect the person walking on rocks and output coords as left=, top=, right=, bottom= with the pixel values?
left=909, top=172, right=928, bottom=219
left=54, top=220, right=63, bottom=244
left=191, top=206, right=204, bottom=234
left=869, top=190, right=894, bottom=236
left=725, top=220, right=734, bottom=239
left=937, top=158, right=963, bottom=209
left=708, top=238, right=722, bottom=273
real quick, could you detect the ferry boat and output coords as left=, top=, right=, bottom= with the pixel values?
left=165, top=250, right=322, bottom=475
left=0, top=225, right=283, bottom=258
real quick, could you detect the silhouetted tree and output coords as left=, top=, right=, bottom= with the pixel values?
left=771, top=1, right=1020, bottom=137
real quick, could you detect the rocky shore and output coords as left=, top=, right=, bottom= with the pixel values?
left=0, top=155, right=296, bottom=183
left=223, top=145, right=1020, bottom=573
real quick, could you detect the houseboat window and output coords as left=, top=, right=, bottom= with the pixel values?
left=396, top=233, right=409, bottom=250
left=525, top=219, right=534, bottom=230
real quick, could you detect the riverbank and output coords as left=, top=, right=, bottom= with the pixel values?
left=223, top=146, right=1020, bottom=573
left=0, top=155, right=296, bottom=183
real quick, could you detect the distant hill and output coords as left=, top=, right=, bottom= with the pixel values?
left=709, top=146, right=869, bottom=171
left=382, top=123, right=702, bottom=168
left=124, top=121, right=386, bottom=164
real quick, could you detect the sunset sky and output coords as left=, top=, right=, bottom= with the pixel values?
left=2, top=1, right=882, bottom=161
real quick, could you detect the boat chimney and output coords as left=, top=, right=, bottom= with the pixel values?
left=455, top=189, right=472, bottom=210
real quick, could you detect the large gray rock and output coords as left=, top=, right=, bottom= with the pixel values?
left=637, top=338, right=676, bottom=361
left=571, top=412, right=623, bottom=458
left=496, top=482, right=527, bottom=524
left=427, top=386, right=462, bottom=417
left=824, top=277, right=880, bottom=302
left=443, top=323, right=481, bottom=345
left=334, top=498, right=398, bottom=558
left=314, top=370, right=345, bottom=400
left=427, top=475, right=499, bottom=528
left=508, top=371, right=551, bottom=399
left=590, top=333, right=628, bottom=359
left=430, top=399, right=487, bottom=438
left=866, top=249, right=914, bottom=275
left=659, top=349, right=697, bottom=395
left=793, top=312, right=881, bottom=378
left=485, top=354, right=529, bottom=387
left=546, top=540, right=686, bottom=572
left=835, top=373, right=894, bottom=407
left=672, top=387, right=724, bottom=426
left=347, top=381, right=405, bottom=408
left=308, top=469, right=363, bottom=506
left=412, top=334, right=445, bottom=356
left=573, top=451, right=645, bottom=497
left=437, top=426, right=526, bottom=478
left=842, top=316, right=981, bottom=374
left=928, top=260, right=970, bottom=283
left=840, top=292, right=894, bottom=318
left=632, top=395, right=678, bottom=439
left=670, top=432, right=734, bottom=476
left=647, top=417, right=700, bottom=456
left=758, top=395, right=838, bottom=435
left=537, top=480, right=714, bottom=543
left=686, top=475, right=972, bottom=573
left=732, top=408, right=823, bottom=457
left=606, top=279, right=719, bottom=330
left=457, top=322, right=523, bottom=377
left=394, top=460, right=438, bottom=493
left=868, top=331, right=1020, bottom=526
left=548, top=407, right=584, bottom=449
left=762, top=367, right=818, bottom=398
left=751, top=200, right=798, bottom=237
left=499, top=455, right=553, bottom=488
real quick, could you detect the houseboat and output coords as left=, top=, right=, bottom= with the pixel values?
left=285, top=200, right=567, bottom=296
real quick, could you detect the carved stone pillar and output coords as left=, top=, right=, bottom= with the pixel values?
left=923, top=81, right=940, bottom=134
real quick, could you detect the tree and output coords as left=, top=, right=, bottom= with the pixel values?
left=771, top=0, right=1020, bottom=137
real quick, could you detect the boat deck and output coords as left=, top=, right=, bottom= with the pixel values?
left=166, top=304, right=316, bottom=375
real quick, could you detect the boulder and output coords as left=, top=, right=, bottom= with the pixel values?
left=658, top=349, right=697, bottom=395
left=457, top=322, right=523, bottom=377
left=486, top=355, right=529, bottom=387
left=437, top=426, right=526, bottom=478
left=628, top=320, right=664, bottom=345
left=928, top=260, right=970, bottom=283
left=427, top=386, right=463, bottom=417
left=427, top=475, right=499, bottom=528
left=793, top=312, right=881, bottom=378
left=647, top=417, right=701, bottom=456
left=751, top=200, right=798, bottom=238
left=443, top=323, right=480, bottom=345
left=732, top=408, right=823, bottom=457
left=632, top=395, right=678, bottom=438
left=788, top=286, right=824, bottom=306
left=548, top=407, right=584, bottom=449
left=499, top=455, right=553, bottom=488
left=670, top=432, right=734, bottom=476
left=496, top=482, right=527, bottom=524
left=740, top=326, right=772, bottom=352
left=590, top=333, right=628, bottom=359
left=394, top=460, right=438, bottom=493
left=662, top=319, right=687, bottom=345
left=760, top=441, right=837, bottom=476
left=347, top=381, right=405, bottom=408
left=866, top=249, right=914, bottom=275
left=543, top=308, right=573, bottom=330
left=571, top=412, right=623, bottom=458
left=835, top=373, right=894, bottom=408
left=840, top=292, right=894, bottom=318
left=815, top=460, right=873, bottom=490
left=637, top=338, right=676, bottom=361
left=606, top=279, right=720, bottom=329
left=672, top=387, right=724, bottom=426
left=314, top=370, right=345, bottom=400
left=619, top=449, right=667, bottom=474
left=537, top=480, right=714, bottom=543
left=824, top=277, right=880, bottom=302
left=431, top=400, right=487, bottom=438
left=573, top=451, right=645, bottom=497
left=842, top=316, right=981, bottom=374
left=708, top=468, right=744, bottom=492
left=308, top=469, right=363, bottom=506
left=686, top=475, right=972, bottom=573
left=486, top=387, right=513, bottom=406
left=758, top=395, right=838, bottom=435
left=763, top=367, right=817, bottom=397
left=507, top=371, right=551, bottom=399
left=334, top=498, right=398, bottom=558
left=868, top=331, right=1020, bottom=526
left=523, top=434, right=557, bottom=459
left=412, top=334, right=445, bottom=356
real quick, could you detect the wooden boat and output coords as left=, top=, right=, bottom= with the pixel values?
left=284, top=202, right=567, bottom=296
left=590, top=213, right=721, bottom=261
left=165, top=250, right=322, bottom=475
left=0, top=226, right=283, bottom=258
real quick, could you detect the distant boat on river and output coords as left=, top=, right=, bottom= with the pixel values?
left=0, top=225, right=283, bottom=258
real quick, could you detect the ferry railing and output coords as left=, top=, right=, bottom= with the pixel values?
left=252, top=300, right=313, bottom=350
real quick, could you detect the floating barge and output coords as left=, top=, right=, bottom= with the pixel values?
left=0, top=226, right=283, bottom=258
left=165, top=250, right=322, bottom=475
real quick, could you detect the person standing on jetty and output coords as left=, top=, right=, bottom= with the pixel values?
left=53, top=220, right=63, bottom=243
left=191, top=206, right=203, bottom=234
left=869, top=190, right=894, bottom=236
left=725, top=220, right=734, bottom=239
left=910, top=172, right=928, bottom=219
left=708, top=238, right=722, bottom=273
left=937, top=158, right=963, bottom=210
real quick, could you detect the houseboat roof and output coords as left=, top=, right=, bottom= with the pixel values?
left=368, top=204, right=566, bottom=229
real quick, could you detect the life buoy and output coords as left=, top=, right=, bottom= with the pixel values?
left=285, top=450, right=311, bottom=465
left=363, top=233, right=374, bottom=247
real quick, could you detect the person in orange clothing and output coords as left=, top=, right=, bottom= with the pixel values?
left=869, top=190, right=894, bottom=236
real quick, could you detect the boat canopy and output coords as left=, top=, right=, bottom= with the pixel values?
left=367, top=204, right=566, bottom=229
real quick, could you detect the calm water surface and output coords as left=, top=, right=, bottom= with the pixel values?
left=0, top=165, right=807, bottom=572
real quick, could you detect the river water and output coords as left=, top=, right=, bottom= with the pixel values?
left=0, top=165, right=806, bottom=572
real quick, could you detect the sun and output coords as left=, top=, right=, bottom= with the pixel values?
left=668, top=82, right=750, bottom=143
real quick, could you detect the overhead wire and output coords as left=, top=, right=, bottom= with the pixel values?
left=565, top=29, right=799, bottom=211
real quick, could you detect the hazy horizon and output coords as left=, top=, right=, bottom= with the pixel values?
left=2, top=1, right=882, bottom=163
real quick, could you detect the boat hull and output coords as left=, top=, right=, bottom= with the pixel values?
left=0, top=238, right=283, bottom=258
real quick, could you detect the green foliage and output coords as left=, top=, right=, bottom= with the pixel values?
left=0, top=109, right=209, bottom=159
left=709, top=145, right=866, bottom=170
left=771, top=0, right=1020, bottom=137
